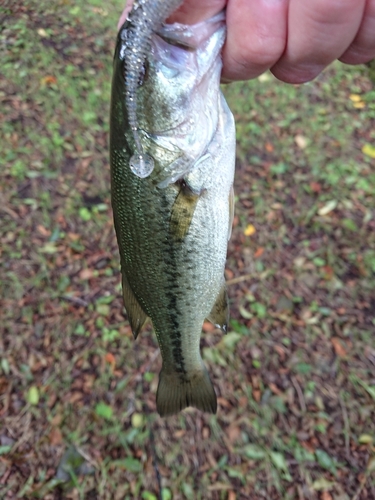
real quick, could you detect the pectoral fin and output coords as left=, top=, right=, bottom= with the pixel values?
left=170, top=182, right=200, bottom=241
left=206, top=284, right=229, bottom=334
left=121, top=273, right=148, bottom=339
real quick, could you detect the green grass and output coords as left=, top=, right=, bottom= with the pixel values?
left=1, top=1, right=375, bottom=498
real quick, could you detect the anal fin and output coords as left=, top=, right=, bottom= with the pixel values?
left=206, top=283, right=229, bottom=334
left=121, top=273, right=148, bottom=339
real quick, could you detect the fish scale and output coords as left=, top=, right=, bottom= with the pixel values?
left=110, top=3, right=236, bottom=416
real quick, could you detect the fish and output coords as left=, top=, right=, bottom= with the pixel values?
left=110, top=0, right=236, bottom=417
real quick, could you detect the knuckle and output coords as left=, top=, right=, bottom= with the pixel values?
left=271, top=64, right=323, bottom=84
left=233, top=30, right=286, bottom=69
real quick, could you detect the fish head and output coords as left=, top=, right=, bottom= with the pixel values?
left=136, top=12, right=226, bottom=139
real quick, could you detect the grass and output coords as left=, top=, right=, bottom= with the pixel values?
left=1, top=0, right=375, bottom=498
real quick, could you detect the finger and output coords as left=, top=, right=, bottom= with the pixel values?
left=272, top=0, right=367, bottom=83
left=118, top=1, right=133, bottom=30
left=340, top=0, right=375, bottom=64
left=167, top=0, right=226, bottom=25
left=222, top=0, right=288, bottom=81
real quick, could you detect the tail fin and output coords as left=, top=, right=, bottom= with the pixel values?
left=156, top=367, right=217, bottom=417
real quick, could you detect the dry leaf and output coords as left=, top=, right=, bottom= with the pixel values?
left=254, top=247, right=264, bottom=259
left=40, top=75, right=57, bottom=86
left=362, top=143, right=375, bottom=159
left=49, top=427, right=63, bottom=446
left=202, top=321, right=215, bottom=332
left=295, top=134, right=308, bottom=149
left=104, top=353, right=115, bottom=365
left=318, top=200, right=337, bottom=216
left=79, top=268, right=95, bottom=280
left=244, top=224, right=256, bottom=236
left=331, top=337, right=346, bottom=357
left=321, top=491, right=333, bottom=500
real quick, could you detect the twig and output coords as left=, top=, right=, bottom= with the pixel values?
left=226, top=273, right=253, bottom=286
left=59, top=295, right=89, bottom=307
left=291, top=376, right=306, bottom=413
left=149, top=423, right=162, bottom=500
left=137, top=345, right=163, bottom=500
left=339, top=396, right=351, bottom=460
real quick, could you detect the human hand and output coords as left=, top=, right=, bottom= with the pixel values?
left=119, top=0, right=375, bottom=84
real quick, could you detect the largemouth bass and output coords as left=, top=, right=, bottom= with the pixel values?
left=110, top=1, right=236, bottom=417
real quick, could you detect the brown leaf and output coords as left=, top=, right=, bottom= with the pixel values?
left=274, top=344, right=286, bottom=361
left=217, top=397, right=231, bottom=408
left=331, top=337, right=347, bottom=358
left=321, top=492, right=332, bottom=500
left=79, top=268, right=95, bottom=280
left=36, top=225, right=51, bottom=237
left=254, top=247, right=264, bottom=259
left=269, top=383, right=282, bottom=395
left=253, top=390, right=261, bottom=402
left=226, top=425, right=241, bottom=443
left=310, top=181, right=322, bottom=193
left=68, top=392, right=83, bottom=404
left=225, top=268, right=234, bottom=280
left=202, top=321, right=215, bottom=333
left=49, top=427, right=63, bottom=446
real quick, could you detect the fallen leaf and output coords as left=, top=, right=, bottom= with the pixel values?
left=104, top=352, right=115, bottom=366
left=244, top=224, right=256, bottom=236
left=358, top=434, right=373, bottom=444
left=79, top=268, right=95, bottom=280
left=269, top=383, right=282, bottom=395
left=27, top=386, right=39, bottom=405
left=362, top=143, right=375, bottom=159
left=131, top=413, right=143, bottom=428
left=310, top=181, right=322, bottom=193
left=226, top=425, right=241, bottom=443
left=40, top=75, right=57, bottom=86
left=349, top=94, right=362, bottom=102
left=294, top=134, right=308, bottom=149
left=321, top=491, right=333, bottom=500
left=254, top=247, right=264, bottom=259
left=265, top=142, right=274, bottom=152
left=49, top=427, right=63, bottom=446
left=217, top=397, right=231, bottom=408
left=37, top=28, right=48, bottom=37
left=253, top=389, right=261, bottom=402
left=202, top=321, right=215, bottom=332
left=318, top=200, right=337, bottom=216
left=36, top=224, right=51, bottom=237
left=331, top=337, right=346, bottom=357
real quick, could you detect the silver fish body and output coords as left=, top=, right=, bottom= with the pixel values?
left=110, top=5, right=236, bottom=416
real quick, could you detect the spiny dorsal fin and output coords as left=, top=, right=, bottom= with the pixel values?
left=206, top=283, right=229, bottom=334
left=169, top=182, right=200, bottom=241
left=122, top=273, right=148, bottom=339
